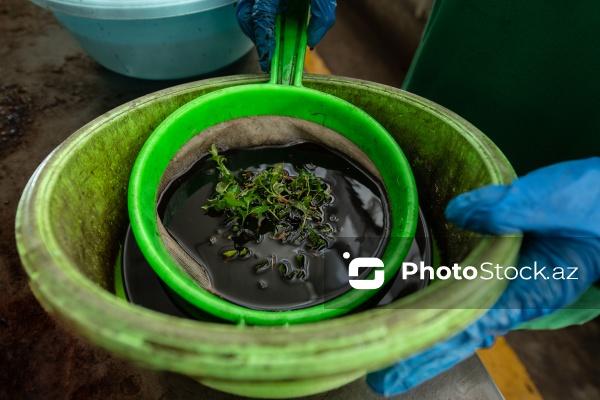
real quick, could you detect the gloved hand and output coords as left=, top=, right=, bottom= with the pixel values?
left=367, top=157, right=600, bottom=396
left=236, top=0, right=336, bottom=71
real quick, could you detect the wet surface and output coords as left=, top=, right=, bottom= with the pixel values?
left=0, top=83, right=33, bottom=159
left=159, top=143, right=392, bottom=311
left=121, top=207, right=431, bottom=322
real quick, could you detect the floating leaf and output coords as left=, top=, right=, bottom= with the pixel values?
left=203, top=145, right=335, bottom=250
left=223, top=191, right=245, bottom=208
left=221, top=249, right=238, bottom=259
left=253, top=260, right=270, bottom=274
left=250, top=205, right=270, bottom=216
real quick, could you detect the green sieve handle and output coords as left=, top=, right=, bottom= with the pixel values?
left=269, top=0, right=310, bottom=86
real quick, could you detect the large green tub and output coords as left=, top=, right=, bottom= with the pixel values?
left=15, top=75, right=520, bottom=398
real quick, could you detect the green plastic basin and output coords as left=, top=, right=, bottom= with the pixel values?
left=128, top=83, right=418, bottom=325
left=15, top=74, right=520, bottom=398
left=126, top=1, right=417, bottom=326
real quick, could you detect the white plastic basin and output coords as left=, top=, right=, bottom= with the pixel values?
left=30, top=0, right=254, bottom=79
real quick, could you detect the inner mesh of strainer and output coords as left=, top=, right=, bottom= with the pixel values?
left=157, top=116, right=383, bottom=293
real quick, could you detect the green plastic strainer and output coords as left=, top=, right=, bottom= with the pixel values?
left=128, top=0, right=418, bottom=325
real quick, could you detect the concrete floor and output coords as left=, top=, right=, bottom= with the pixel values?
left=1, top=1, right=599, bottom=399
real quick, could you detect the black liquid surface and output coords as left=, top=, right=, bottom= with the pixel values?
left=158, top=143, right=391, bottom=311
left=120, top=208, right=431, bottom=322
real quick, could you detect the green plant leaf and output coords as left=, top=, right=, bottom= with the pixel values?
left=203, top=145, right=335, bottom=250
left=224, top=191, right=245, bottom=207
left=215, top=181, right=229, bottom=194
left=250, top=205, right=270, bottom=215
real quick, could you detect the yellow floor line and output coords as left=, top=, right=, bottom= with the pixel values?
left=304, top=47, right=332, bottom=75
left=305, top=50, right=544, bottom=400
left=477, top=337, right=544, bottom=400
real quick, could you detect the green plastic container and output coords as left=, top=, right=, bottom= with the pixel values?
left=15, top=74, right=520, bottom=398
left=128, top=1, right=419, bottom=325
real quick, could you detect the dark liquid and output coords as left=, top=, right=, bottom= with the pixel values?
left=120, top=208, right=431, bottom=321
left=158, top=143, right=391, bottom=311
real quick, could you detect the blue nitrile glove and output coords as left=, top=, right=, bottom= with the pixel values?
left=236, top=0, right=336, bottom=71
left=367, top=157, right=600, bottom=396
